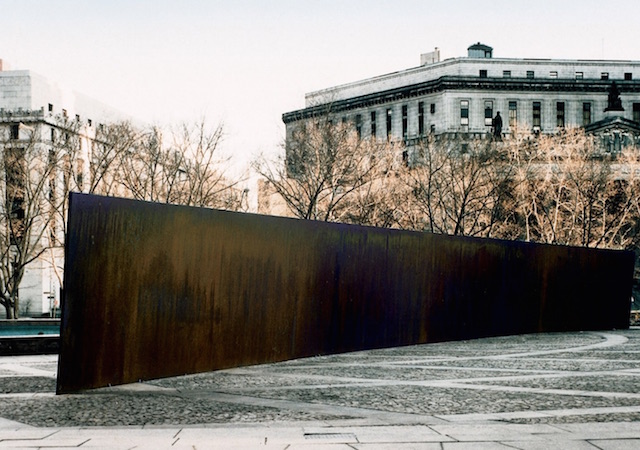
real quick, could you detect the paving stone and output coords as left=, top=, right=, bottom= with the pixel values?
left=0, top=429, right=55, bottom=441
left=558, top=422, right=640, bottom=439
left=479, top=374, right=640, bottom=394
left=589, top=439, right=640, bottom=450
left=431, top=423, right=564, bottom=442
left=353, top=444, right=442, bottom=450
left=508, top=412, right=640, bottom=424
left=440, top=443, right=518, bottom=449
left=34, top=429, right=180, bottom=450
left=504, top=441, right=599, bottom=450
left=1, top=331, right=640, bottom=447
left=0, top=376, right=56, bottom=394
left=0, top=437, right=91, bottom=448
left=303, top=425, right=450, bottom=444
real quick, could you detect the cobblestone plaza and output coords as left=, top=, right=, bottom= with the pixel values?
left=2, top=330, right=640, bottom=448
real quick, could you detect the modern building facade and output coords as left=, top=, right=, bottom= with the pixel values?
left=283, top=43, right=640, bottom=162
left=0, top=59, right=129, bottom=318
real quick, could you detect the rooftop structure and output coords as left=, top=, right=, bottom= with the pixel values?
left=0, top=58, right=128, bottom=126
left=283, top=43, right=640, bottom=159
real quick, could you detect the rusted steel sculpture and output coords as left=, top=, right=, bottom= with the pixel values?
left=57, top=193, right=634, bottom=393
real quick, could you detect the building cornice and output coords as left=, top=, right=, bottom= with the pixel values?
left=304, top=57, right=640, bottom=105
left=585, top=115, right=640, bottom=134
left=284, top=76, right=640, bottom=124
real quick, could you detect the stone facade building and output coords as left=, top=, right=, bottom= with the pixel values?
left=283, top=43, right=640, bottom=163
left=0, top=60, right=129, bottom=318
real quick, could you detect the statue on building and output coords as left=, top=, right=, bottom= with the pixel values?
left=492, top=111, right=502, bottom=139
left=605, top=81, right=624, bottom=112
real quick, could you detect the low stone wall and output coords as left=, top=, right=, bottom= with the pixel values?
left=0, top=336, right=59, bottom=356
left=0, top=319, right=60, bottom=355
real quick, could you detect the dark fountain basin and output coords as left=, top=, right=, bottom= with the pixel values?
left=0, top=320, right=60, bottom=355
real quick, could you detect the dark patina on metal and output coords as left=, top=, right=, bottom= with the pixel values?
left=57, top=193, right=634, bottom=394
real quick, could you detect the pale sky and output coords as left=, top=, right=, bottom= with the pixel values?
left=2, top=0, right=640, bottom=173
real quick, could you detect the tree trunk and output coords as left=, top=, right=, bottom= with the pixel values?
left=4, top=304, right=15, bottom=319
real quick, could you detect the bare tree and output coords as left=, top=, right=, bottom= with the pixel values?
left=0, top=122, right=58, bottom=318
left=33, top=120, right=148, bottom=308
left=90, top=121, right=139, bottom=196
left=402, top=135, right=516, bottom=238
left=510, top=128, right=640, bottom=249
left=0, top=115, right=246, bottom=319
left=605, top=149, right=640, bottom=250
left=254, top=118, right=400, bottom=225
left=46, top=120, right=141, bottom=251
left=118, top=120, right=246, bottom=210
left=170, top=120, right=246, bottom=209
left=118, top=125, right=169, bottom=203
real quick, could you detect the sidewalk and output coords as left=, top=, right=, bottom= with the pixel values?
left=2, top=329, right=640, bottom=449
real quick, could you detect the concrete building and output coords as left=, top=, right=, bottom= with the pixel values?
left=283, top=43, right=640, bottom=163
left=0, top=59, right=129, bottom=318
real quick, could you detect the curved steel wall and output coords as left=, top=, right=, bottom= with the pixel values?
left=57, top=193, right=634, bottom=393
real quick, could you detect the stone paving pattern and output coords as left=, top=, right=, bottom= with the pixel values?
left=2, top=330, right=640, bottom=448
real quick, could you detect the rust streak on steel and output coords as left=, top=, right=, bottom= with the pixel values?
left=56, top=193, right=635, bottom=394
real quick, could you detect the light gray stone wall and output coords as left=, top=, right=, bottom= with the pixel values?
left=305, top=57, right=640, bottom=107
left=322, top=88, right=635, bottom=143
left=0, top=71, right=31, bottom=111
left=1, top=70, right=130, bottom=125
left=0, top=68, right=131, bottom=318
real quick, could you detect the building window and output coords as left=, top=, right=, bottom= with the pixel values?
left=527, top=71, right=535, bottom=79
left=370, top=111, right=377, bottom=137
left=386, top=108, right=392, bottom=139
left=5, top=146, right=26, bottom=244
left=479, top=69, right=488, bottom=78
left=625, top=73, right=633, bottom=81
left=10, top=198, right=25, bottom=220
left=460, top=100, right=469, bottom=126
left=430, top=124, right=436, bottom=133
left=48, top=103, right=53, bottom=112
left=575, top=72, right=584, bottom=80
left=556, top=102, right=565, bottom=127
left=48, top=149, right=57, bottom=243
left=634, top=103, right=640, bottom=123
left=503, top=70, right=511, bottom=78
left=418, top=102, right=424, bottom=135
left=601, top=72, right=609, bottom=80
left=484, top=100, right=493, bottom=126
left=550, top=71, right=558, bottom=79
left=88, top=118, right=92, bottom=127
left=583, top=102, right=592, bottom=126
left=402, top=105, right=408, bottom=138
left=355, top=114, right=362, bottom=139
left=532, top=102, right=541, bottom=129
left=509, top=101, right=517, bottom=128
left=430, top=103, right=436, bottom=114
left=51, top=128, right=56, bottom=142
left=10, top=123, right=19, bottom=140
left=76, top=159, right=85, bottom=190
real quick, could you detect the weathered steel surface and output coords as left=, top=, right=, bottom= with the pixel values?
left=57, top=193, right=635, bottom=393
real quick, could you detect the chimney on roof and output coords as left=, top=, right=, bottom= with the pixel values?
left=468, top=42, right=493, bottom=58
left=420, top=47, right=441, bottom=65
